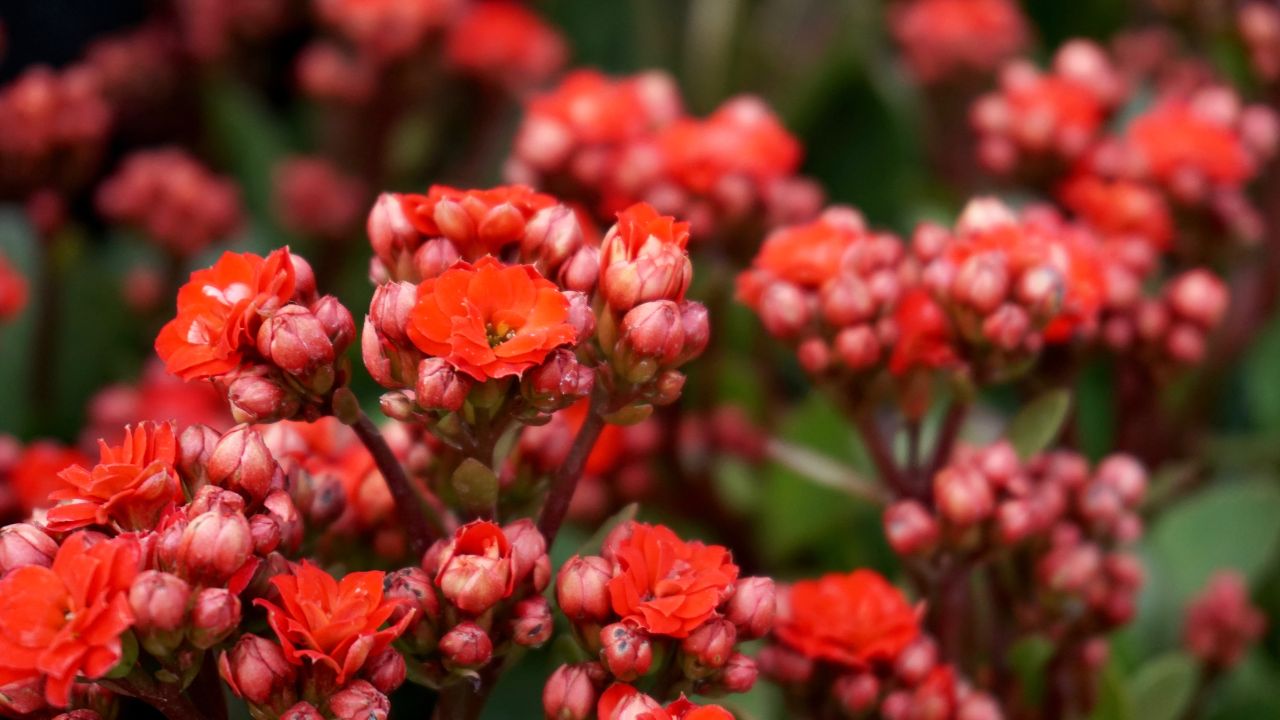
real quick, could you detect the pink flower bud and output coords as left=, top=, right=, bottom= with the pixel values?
left=953, top=254, right=1010, bottom=313
left=311, top=295, right=357, bottom=352
left=934, top=467, right=995, bottom=526
left=177, top=424, right=221, bottom=491
left=996, top=500, right=1036, bottom=545
left=179, top=506, right=253, bottom=586
left=415, top=358, right=471, bottom=412
left=0, top=523, right=57, bottom=573
left=503, top=519, right=550, bottom=590
left=368, top=281, right=418, bottom=346
left=619, top=300, right=685, bottom=366
left=680, top=618, right=737, bottom=677
left=759, top=282, right=810, bottom=338
left=190, top=587, right=242, bottom=649
left=1040, top=542, right=1102, bottom=594
left=835, top=325, right=881, bottom=370
left=414, top=238, right=462, bottom=280
left=894, top=636, right=938, bottom=685
left=525, top=349, right=595, bottom=412
left=129, top=571, right=191, bottom=639
left=884, top=500, right=940, bottom=556
left=726, top=577, right=776, bottom=639
left=362, top=647, right=407, bottom=693
left=957, top=694, right=1004, bottom=720
left=983, top=304, right=1031, bottom=351
left=523, top=205, right=584, bottom=268
left=1095, top=454, right=1147, bottom=507
left=601, top=622, right=653, bottom=681
left=560, top=247, right=600, bottom=293
left=368, top=193, right=420, bottom=268
left=543, top=664, right=597, bottom=720
left=677, top=301, right=710, bottom=363
left=834, top=672, right=880, bottom=714
left=329, top=680, right=390, bottom=720
left=557, top=555, right=613, bottom=623
left=52, top=712, right=103, bottom=720
left=757, top=645, right=815, bottom=684
left=1017, top=266, right=1064, bottom=319
left=435, top=521, right=514, bottom=615
left=289, top=255, right=317, bottom=305
left=601, top=245, right=691, bottom=312
left=208, top=425, right=279, bottom=504
left=796, top=337, right=831, bottom=374
left=219, top=635, right=297, bottom=707
left=263, top=490, right=303, bottom=554
left=512, top=596, right=554, bottom=647
left=440, top=622, right=493, bottom=670
left=1184, top=571, right=1266, bottom=669
left=821, top=275, right=876, bottom=326
left=280, top=703, right=324, bottom=720
left=293, top=469, right=347, bottom=526
left=720, top=653, right=758, bottom=694
left=225, top=373, right=298, bottom=424
left=258, top=305, right=335, bottom=379
left=384, top=567, right=440, bottom=625
left=563, top=290, right=596, bottom=341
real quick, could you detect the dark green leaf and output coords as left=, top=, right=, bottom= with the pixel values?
left=1007, top=389, right=1072, bottom=459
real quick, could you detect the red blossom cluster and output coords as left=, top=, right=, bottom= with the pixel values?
left=272, top=156, right=367, bottom=243
left=507, top=71, right=820, bottom=238
left=96, top=149, right=243, bottom=257
left=888, top=0, right=1029, bottom=83
left=547, top=522, right=769, bottom=717
left=761, top=569, right=1000, bottom=720
left=1183, top=571, right=1267, bottom=670
left=0, top=64, right=111, bottom=196
left=155, top=249, right=356, bottom=423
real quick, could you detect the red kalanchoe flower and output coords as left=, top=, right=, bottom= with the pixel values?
left=399, top=184, right=559, bottom=260
left=433, top=520, right=515, bottom=614
left=0, top=533, right=140, bottom=706
left=736, top=208, right=866, bottom=307
left=46, top=421, right=181, bottom=532
left=889, top=288, right=957, bottom=376
left=606, top=522, right=739, bottom=639
left=155, top=249, right=296, bottom=381
left=774, top=570, right=921, bottom=668
left=598, top=202, right=692, bottom=312
left=445, top=2, right=566, bottom=89
left=1057, top=172, right=1173, bottom=251
left=256, top=561, right=413, bottom=686
left=406, top=256, right=578, bottom=381
left=1127, top=98, right=1254, bottom=191
left=890, top=0, right=1028, bottom=83
left=597, top=684, right=735, bottom=720
left=654, top=97, right=801, bottom=196
left=9, top=442, right=87, bottom=514
left=1184, top=571, right=1267, bottom=669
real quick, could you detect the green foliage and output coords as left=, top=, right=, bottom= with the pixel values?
left=1126, top=653, right=1198, bottom=720
left=1006, top=389, right=1072, bottom=460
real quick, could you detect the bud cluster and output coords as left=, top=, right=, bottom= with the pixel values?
left=885, top=441, right=1147, bottom=633
left=273, top=155, right=366, bottom=243
left=507, top=70, right=820, bottom=238
left=389, top=519, right=554, bottom=687
left=96, top=148, right=243, bottom=257
left=445, top=1, right=566, bottom=89
left=0, top=64, right=111, bottom=196
left=549, top=522, right=768, bottom=710
left=888, top=0, right=1029, bottom=84
left=972, top=40, right=1124, bottom=176
left=1183, top=571, right=1267, bottom=670
left=1099, top=267, right=1230, bottom=366
left=156, top=248, right=357, bottom=424
left=1239, top=2, right=1280, bottom=82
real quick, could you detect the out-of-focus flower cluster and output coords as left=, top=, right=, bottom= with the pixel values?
left=889, top=0, right=1029, bottom=84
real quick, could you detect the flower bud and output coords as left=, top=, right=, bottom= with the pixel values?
left=524, top=205, right=583, bottom=268
left=996, top=500, right=1036, bottom=545
left=726, top=577, right=776, bottom=639
left=821, top=275, right=876, bottom=326
left=1095, top=454, right=1146, bottom=507
left=601, top=247, right=691, bottom=313
left=560, top=247, right=600, bottom=293
left=0, top=523, right=57, bottom=573
left=619, top=300, right=685, bottom=368
left=263, top=490, right=303, bottom=554
left=894, top=636, right=938, bottom=685
left=835, top=325, right=881, bottom=369
left=129, top=570, right=190, bottom=655
left=601, top=622, right=653, bottom=681
left=563, top=290, right=596, bottom=341
left=957, top=694, right=1005, bottom=720
left=311, top=295, right=357, bottom=352
left=884, top=500, right=940, bottom=556
left=759, top=282, right=810, bottom=338
left=257, top=306, right=335, bottom=377
left=983, top=304, right=1031, bottom=351
left=219, top=635, right=297, bottom=708
left=512, top=596, right=554, bottom=647
left=52, top=712, right=103, bottom=720
left=757, top=645, right=815, bottom=685
left=678, top=301, right=710, bottom=362
left=415, top=358, right=471, bottom=412
left=179, top=507, right=253, bottom=586
left=557, top=555, right=613, bottom=623
left=362, top=647, right=407, bottom=694
left=440, top=622, right=493, bottom=670
left=329, top=680, right=390, bottom=720
left=503, top=518, right=550, bottom=590
left=177, top=424, right=221, bottom=492
left=720, top=653, right=759, bottom=694
left=280, top=703, right=324, bottom=720
left=1017, top=266, right=1064, bottom=319
left=796, top=337, right=830, bottom=374
left=834, top=672, right=880, bottom=714
left=681, top=618, right=736, bottom=678
left=208, top=425, right=279, bottom=504
left=414, top=238, right=462, bottom=279
left=953, top=254, right=1010, bottom=313
left=525, top=349, right=595, bottom=412
left=368, top=281, right=418, bottom=346
left=187, top=484, right=246, bottom=517
left=435, top=521, right=514, bottom=615
left=225, top=373, right=298, bottom=424
left=543, top=664, right=597, bottom=720
left=190, top=587, right=242, bottom=649
left=934, top=467, right=995, bottom=526
left=368, top=193, right=419, bottom=268
left=293, top=469, right=347, bottom=526
left=1040, top=542, right=1102, bottom=594
left=1167, top=269, right=1228, bottom=329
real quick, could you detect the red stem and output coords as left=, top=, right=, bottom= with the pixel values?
left=537, top=386, right=607, bottom=546
left=350, top=409, right=442, bottom=556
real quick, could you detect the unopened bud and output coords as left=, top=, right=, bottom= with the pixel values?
left=208, top=425, right=279, bottom=504
left=759, top=282, right=810, bottom=338
left=983, top=304, right=1031, bottom=351
left=512, top=596, right=554, bottom=647
left=726, top=577, right=776, bottom=639
left=416, top=358, right=471, bottom=412
left=560, top=247, right=600, bottom=293
left=1095, top=454, right=1146, bottom=507
left=677, top=301, right=710, bottom=362
left=563, top=290, right=596, bottom=342
left=954, top=254, right=1010, bottom=313
left=884, top=500, right=940, bottom=555
left=526, top=349, right=594, bottom=412
left=834, top=672, right=880, bottom=714
left=329, top=680, right=390, bottom=720
left=957, top=694, right=1005, bottom=720
left=368, top=194, right=419, bottom=268
left=362, top=647, right=407, bottom=694
left=619, top=300, right=685, bottom=368
left=894, top=636, right=938, bottom=685
left=219, top=635, right=297, bottom=707
left=177, top=424, right=221, bottom=492
left=835, top=325, right=880, bottom=369
left=179, top=507, right=253, bottom=586
left=280, top=703, right=324, bottom=720
left=996, top=500, right=1036, bottom=545
left=720, top=652, right=759, bottom=694
left=190, top=587, right=242, bottom=649
left=524, top=205, right=583, bottom=268
left=934, top=467, right=995, bottom=526
left=225, top=373, right=298, bottom=424
left=1017, top=266, right=1064, bottom=318
left=757, top=645, right=814, bottom=684
left=257, top=305, right=335, bottom=377
left=543, top=664, right=597, bottom=720
left=503, top=518, right=550, bottom=590
left=311, top=295, right=357, bottom=352
left=680, top=618, right=736, bottom=678
left=601, top=622, right=653, bottom=681
left=0, top=523, right=57, bottom=573
left=414, top=238, right=462, bottom=280
left=129, top=571, right=191, bottom=655
left=440, top=622, right=493, bottom=670
left=556, top=555, right=613, bottom=623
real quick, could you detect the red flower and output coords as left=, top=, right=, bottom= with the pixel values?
left=774, top=570, right=921, bottom=668
left=889, top=288, right=957, bottom=376
left=0, top=252, right=27, bottom=322
left=46, top=422, right=181, bottom=532
left=736, top=212, right=863, bottom=307
left=523, top=71, right=677, bottom=148
left=1128, top=99, right=1253, bottom=189
left=598, top=685, right=735, bottom=720
left=891, top=0, right=1028, bottom=82
left=406, top=256, right=578, bottom=381
left=0, top=533, right=140, bottom=706
left=256, top=562, right=413, bottom=686
left=399, top=185, right=559, bottom=259
left=10, top=442, right=87, bottom=514
left=434, top=521, right=515, bottom=614
left=598, top=203, right=692, bottom=311
left=155, top=249, right=297, bottom=381
left=1057, top=173, right=1172, bottom=250
left=656, top=97, right=801, bottom=195
left=446, top=3, right=566, bottom=88
left=606, top=522, right=739, bottom=639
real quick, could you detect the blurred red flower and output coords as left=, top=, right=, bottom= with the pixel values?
left=46, top=421, right=181, bottom=532
left=889, top=288, right=957, bottom=376
left=774, top=569, right=921, bottom=668
left=10, top=442, right=87, bottom=514
left=446, top=2, right=566, bottom=88
left=399, top=184, right=558, bottom=259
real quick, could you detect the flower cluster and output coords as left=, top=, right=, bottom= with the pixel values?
left=387, top=519, right=553, bottom=686
left=446, top=2, right=567, bottom=89
left=761, top=569, right=1000, bottom=719
left=888, top=0, right=1029, bottom=83
left=96, top=148, right=242, bottom=257
left=548, top=522, right=769, bottom=714
left=273, top=156, right=367, bottom=243
left=507, top=71, right=819, bottom=238
left=0, top=64, right=111, bottom=196
left=1183, top=571, right=1267, bottom=670
left=155, top=248, right=357, bottom=423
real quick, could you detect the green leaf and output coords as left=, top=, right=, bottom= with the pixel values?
left=1127, top=653, right=1199, bottom=720
left=449, top=458, right=499, bottom=516
left=1008, top=635, right=1054, bottom=707
left=1090, top=662, right=1136, bottom=720
left=105, top=631, right=138, bottom=679
left=1006, top=389, right=1072, bottom=459
left=1149, top=478, right=1280, bottom=600
left=1244, top=315, right=1280, bottom=429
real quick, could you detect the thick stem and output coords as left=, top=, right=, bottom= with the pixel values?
left=926, top=402, right=969, bottom=481
left=851, top=411, right=908, bottom=498
left=187, top=655, right=228, bottom=720
left=433, top=677, right=489, bottom=720
left=349, top=409, right=443, bottom=556
left=537, top=387, right=608, bottom=546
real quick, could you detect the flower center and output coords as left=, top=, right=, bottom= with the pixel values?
left=486, top=322, right=516, bottom=348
